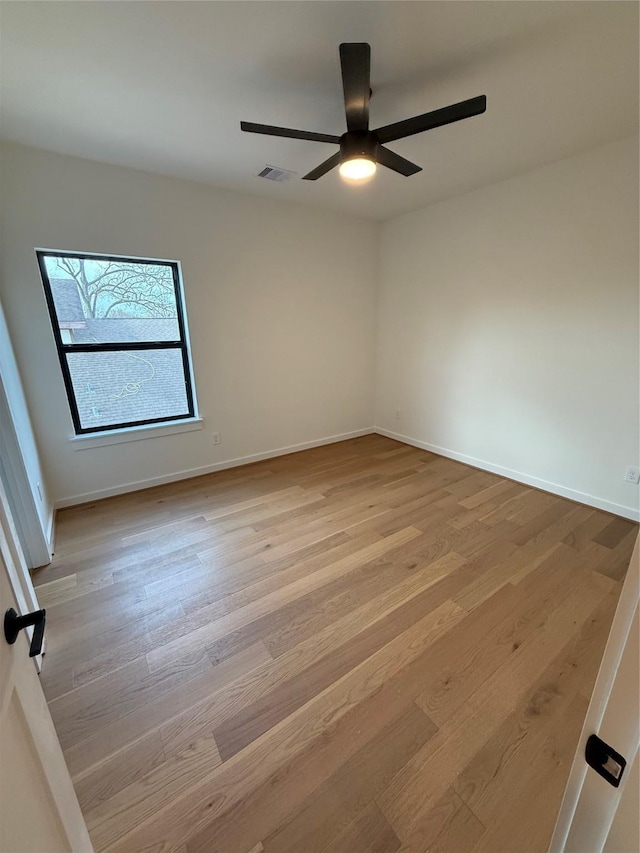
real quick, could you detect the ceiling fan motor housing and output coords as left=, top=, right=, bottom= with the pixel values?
left=340, top=131, right=380, bottom=164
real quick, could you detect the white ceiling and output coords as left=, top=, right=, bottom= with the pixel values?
left=1, top=1, right=638, bottom=221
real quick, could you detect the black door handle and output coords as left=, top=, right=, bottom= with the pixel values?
left=4, top=608, right=46, bottom=657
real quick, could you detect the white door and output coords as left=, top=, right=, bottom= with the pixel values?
left=549, top=537, right=639, bottom=852
left=0, top=483, right=93, bottom=852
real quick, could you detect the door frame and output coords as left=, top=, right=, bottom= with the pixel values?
left=0, top=362, right=52, bottom=570
left=0, top=468, right=44, bottom=668
left=549, top=536, right=639, bottom=851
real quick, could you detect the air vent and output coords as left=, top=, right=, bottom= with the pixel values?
left=256, top=165, right=297, bottom=182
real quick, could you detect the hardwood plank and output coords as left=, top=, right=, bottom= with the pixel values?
left=104, top=601, right=463, bottom=853
left=593, top=515, right=637, bottom=549
left=67, top=641, right=272, bottom=779
left=42, top=584, right=183, bottom=645
left=263, top=544, right=470, bottom=658
left=471, top=693, right=589, bottom=853
left=459, top=479, right=522, bottom=510
left=40, top=571, right=149, bottom=625
left=40, top=611, right=155, bottom=700
left=109, top=549, right=206, bottom=589
left=395, top=787, right=485, bottom=853
left=73, top=632, right=156, bottom=689
left=34, top=538, right=159, bottom=582
left=200, top=485, right=319, bottom=522
left=37, top=569, right=118, bottom=608
left=120, top=513, right=210, bottom=546
left=322, top=801, right=401, bottom=853
left=593, top=530, right=638, bottom=581
left=204, top=531, right=459, bottom=665
left=49, top=650, right=213, bottom=750
left=508, top=503, right=592, bottom=549
left=376, top=572, right=616, bottom=844
left=416, top=544, right=602, bottom=727
left=452, top=591, right=617, bottom=830
left=175, top=531, right=376, bottom=621
left=261, top=702, right=435, bottom=853
left=451, top=540, right=555, bottom=612
left=145, top=526, right=423, bottom=673
left=182, top=603, right=462, bottom=853
left=75, top=730, right=166, bottom=813
left=211, top=557, right=461, bottom=760
left=442, top=470, right=498, bottom=500
left=160, top=644, right=282, bottom=757
left=160, top=554, right=465, bottom=757
left=562, top=510, right=612, bottom=551
left=144, top=553, right=279, bottom=604
left=35, top=573, right=78, bottom=606
left=151, top=534, right=400, bottom=662
left=87, top=734, right=221, bottom=852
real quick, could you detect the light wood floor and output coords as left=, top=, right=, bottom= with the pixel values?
left=34, top=435, right=637, bottom=853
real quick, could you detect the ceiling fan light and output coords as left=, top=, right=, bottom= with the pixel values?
left=339, top=157, right=377, bottom=181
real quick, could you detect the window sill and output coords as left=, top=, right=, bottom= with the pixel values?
left=69, top=417, right=204, bottom=451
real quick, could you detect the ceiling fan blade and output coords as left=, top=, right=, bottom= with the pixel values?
left=240, top=121, right=340, bottom=144
left=376, top=146, right=422, bottom=177
left=375, top=95, right=486, bottom=144
left=302, top=152, right=341, bottom=181
left=339, top=43, right=371, bottom=132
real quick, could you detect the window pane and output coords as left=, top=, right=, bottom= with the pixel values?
left=66, top=349, right=190, bottom=430
left=43, top=255, right=181, bottom=342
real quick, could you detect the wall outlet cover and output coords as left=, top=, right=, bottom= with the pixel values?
left=624, top=466, right=640, bottom=484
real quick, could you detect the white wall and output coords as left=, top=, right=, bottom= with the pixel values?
left=375, top=136, right=640, bottom=520
left=0, top=142, right=378, bottom=506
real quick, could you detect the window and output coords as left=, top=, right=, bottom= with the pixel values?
left=36, top=250, right=197, bottom=435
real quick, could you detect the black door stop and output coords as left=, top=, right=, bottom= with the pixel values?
left=585, top=734, right=626, bottom=788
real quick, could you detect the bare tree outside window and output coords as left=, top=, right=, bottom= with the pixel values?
left=47, top=256, right=177, bottom=319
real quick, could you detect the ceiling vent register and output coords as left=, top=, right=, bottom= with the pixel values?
left=257, top=165, right=297, bottom=182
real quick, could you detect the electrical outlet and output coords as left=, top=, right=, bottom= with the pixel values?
left=212, top=432, right=221, bottom=445
left=624, top=466, right=640, bottom=484
left=395, top=409, right=401, bottom=420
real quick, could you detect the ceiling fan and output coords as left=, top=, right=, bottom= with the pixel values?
left=241, top=43, right=486, bottom=182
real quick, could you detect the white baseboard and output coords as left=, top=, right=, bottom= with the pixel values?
left=375, top=427, right=640, bottom=522
left=54, top=428, right=375, bottom=509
